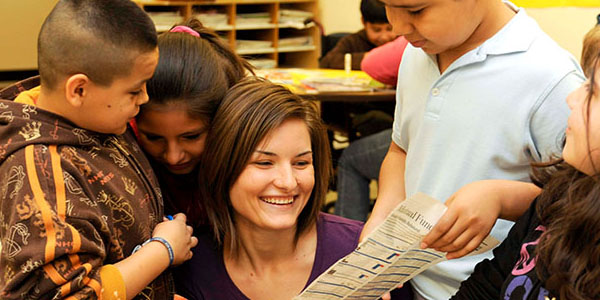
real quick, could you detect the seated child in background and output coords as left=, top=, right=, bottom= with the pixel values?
left=174, top=77, right=413, bottom=300
left=361, top=36, right=409, bottom=86
left=452, top=49, right=600, bottom=300
left=318, top=0, right=397, bottom=161
left=319, top=0, right=395, bottom=70
left=0, top=0, right=196, bottom=298
left=133, top=18, right=253, bottom=228
left=335, top=36, right=408, bottom=222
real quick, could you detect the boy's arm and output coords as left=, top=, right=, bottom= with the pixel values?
left=0, top=147, right=195, bottom=300
left=0, top=151, right=112, bottom=299
left=319, top=35, right=367, bottom=70
left=420, top=180, right=541, bottom=259
left=420, top=70, right=583, bottom=259
left=360, top=141, right=406, bottom=240
left=451, top=201, right=538, bottom=300
left=115, top=213, right=196, bottom=298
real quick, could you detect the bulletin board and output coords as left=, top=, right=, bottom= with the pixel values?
left=512, top=0, right=600, bottom=7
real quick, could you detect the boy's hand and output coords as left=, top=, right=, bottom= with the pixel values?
left=152, top=213, right=198, bottom=266
left=359, top=213, right=387, bottom=242
left=420, top=181, right=502, bottom=259
left=379, top=284, right=403, bottom=300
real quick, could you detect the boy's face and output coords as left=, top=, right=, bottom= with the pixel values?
left=81, top=48, right=159, bottom=135
left=380, top=0, right=483, bottom=55
left=364, top=22, right=396, bottom=47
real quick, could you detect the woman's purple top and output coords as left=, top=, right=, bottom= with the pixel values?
left=173, top=213, right=363, bottom=300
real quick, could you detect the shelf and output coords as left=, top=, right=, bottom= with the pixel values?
left=278, top=22, right=315, bottom=29
left=235, top=23, right=277, bottom=30
left=277, top=45, right=316, bottom=53
left=134, top=0, right=320, bottom=68
left=236, top=47, right=276, bottom=55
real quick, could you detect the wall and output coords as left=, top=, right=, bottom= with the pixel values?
left=525, top=7, right=598, bottom=61
left=0, top=0, right=58, bottom=71
left=318, top=1, right=599, bottom=61
left=318, top=0, right=362, bottom=35
left=0, top=2, right=596, bottom=71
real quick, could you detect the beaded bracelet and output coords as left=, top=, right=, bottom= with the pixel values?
left=132, top=237, right=174, bottom=267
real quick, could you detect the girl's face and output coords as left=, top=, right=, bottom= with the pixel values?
left=229, top=118, right=315, bottom=232
left=564, top=66, right=600, bottom=175
left=136, top=104, right=207, bottom=175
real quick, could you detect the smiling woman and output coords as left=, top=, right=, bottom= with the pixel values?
left=173, top=77, right=370, bottom=300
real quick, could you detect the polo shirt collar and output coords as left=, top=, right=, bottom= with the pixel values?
left=477, top=1, right=537, bottom=56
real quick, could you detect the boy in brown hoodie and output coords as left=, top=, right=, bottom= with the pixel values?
left=0, top=0, right=197, bottom=299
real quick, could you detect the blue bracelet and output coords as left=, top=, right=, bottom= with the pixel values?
left=132, top=237, right=175, bottom=267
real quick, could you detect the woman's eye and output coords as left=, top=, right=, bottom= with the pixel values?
left=295, top=160, right=311, bottom=167
left=183, top=134, right=202, bottom=140
left=254, top=161, right=272, bottom=166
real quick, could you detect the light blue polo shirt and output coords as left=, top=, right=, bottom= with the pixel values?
left=392, top=3, right=585, bottom=300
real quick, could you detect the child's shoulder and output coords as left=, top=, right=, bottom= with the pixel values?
left=495, top=11, right=579, bottom=70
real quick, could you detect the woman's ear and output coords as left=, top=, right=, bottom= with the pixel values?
left=64, top=74, right=90, bottom=108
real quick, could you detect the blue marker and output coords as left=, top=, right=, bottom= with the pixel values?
left=166, top=215, right=174, bottom=220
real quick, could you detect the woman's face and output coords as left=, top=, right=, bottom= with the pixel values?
left=229, top=118, right=315, bottom=232
left=564, top=66, right=600, bottom=175
left=136, top=104, right=207, bottom=175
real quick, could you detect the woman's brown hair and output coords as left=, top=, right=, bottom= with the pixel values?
left=531, top=53, right=600, bottom=299
left=199, top=77, right=332, bottom=254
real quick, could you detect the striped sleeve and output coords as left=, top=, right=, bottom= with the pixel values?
left=0, top=145, right=107, bottom=299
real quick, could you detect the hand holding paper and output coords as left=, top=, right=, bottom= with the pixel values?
left=295, top=193, right=499, bottom=300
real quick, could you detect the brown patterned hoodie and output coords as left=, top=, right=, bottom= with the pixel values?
left=0, top=77, right=173, bottom=299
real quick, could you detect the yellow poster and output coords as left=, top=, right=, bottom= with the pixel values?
left=513, top=0, right=600, bottom=7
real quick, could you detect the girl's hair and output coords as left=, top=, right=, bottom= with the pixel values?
left=199, top=77, right=332, bottom=253
left=530, top=53, right=600, bottom=299
left=142, top=18, right=254, bottom=227
left=145, top=18, right=254, bottom=121
left=581, top=17, right=600, bottom=78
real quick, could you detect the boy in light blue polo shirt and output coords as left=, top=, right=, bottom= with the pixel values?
left=363, top=0, right=585, bottom=299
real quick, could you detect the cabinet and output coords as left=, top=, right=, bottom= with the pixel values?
left=134, top=0, right=320, bottom=68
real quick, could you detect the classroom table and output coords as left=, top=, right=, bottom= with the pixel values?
left=256, top=68, right=396, bottom=141
left=296, top=89, right=396, bottom=103
left=255, top=68, right=396, bottom=102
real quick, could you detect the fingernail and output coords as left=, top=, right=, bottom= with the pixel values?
left=420, top=242, right=427, bottom=249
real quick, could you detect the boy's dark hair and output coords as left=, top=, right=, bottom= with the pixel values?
left=38, top=0, right=157, bottom=89
left=360, top=0, right=388, bottom=24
